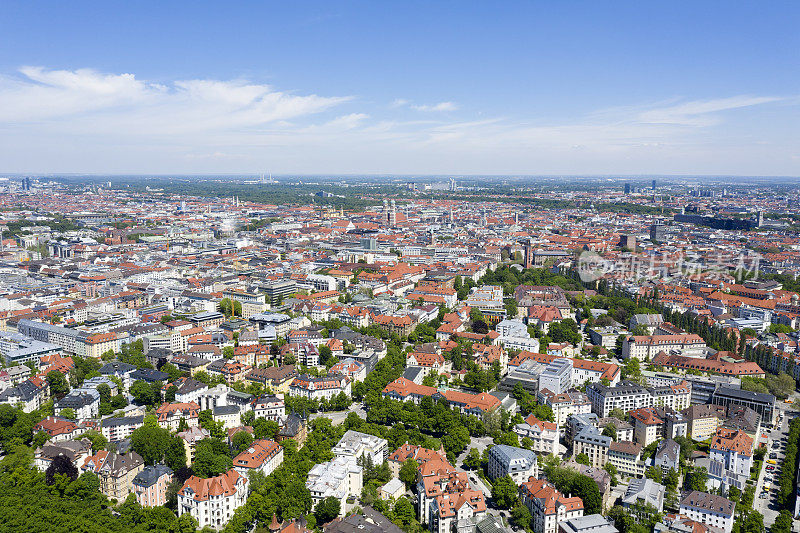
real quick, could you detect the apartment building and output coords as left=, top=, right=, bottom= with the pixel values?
left=81, top=450, right=145, bottom=501
left=306, top=456, right=362, bottom=517
left=622, top=334, right=706, bottom=360
left=232, top=439, right=284, bottom=477
left=678, top=492, right=735, bottom=533
left=178, top=470, right=248, bottom=530
left=487, top=444, right=540, bottom=484
left=132, top=464, right=173, bottom=507
left=519, top=477, right=584, bottom=533
left=539, top=358, right=573, bottom=395
left=586, top=382, right=651, bottom=418
left=513, top=414, right=559, bottom=454
left=708, top=428, right=753, bottom=492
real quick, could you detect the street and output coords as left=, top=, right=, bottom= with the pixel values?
left=754, top=401, right=795, bottom=528
left=309, top=404, right=367, bottom=425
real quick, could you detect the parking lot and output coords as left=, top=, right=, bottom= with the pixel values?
left=755, top=403, right=795, bottom=527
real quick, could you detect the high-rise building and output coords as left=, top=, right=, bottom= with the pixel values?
left=384, top=199, right=397, bottom=226
left=524, top=240, right=534, bottom=269
left=624, top=183, right=631, bottom=194
left=650, top=224, right=666, bottom=242
left=652, top=179, right=657, bottom=191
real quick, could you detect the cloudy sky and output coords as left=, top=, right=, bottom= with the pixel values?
left=1, top=1, right=798, bottom=176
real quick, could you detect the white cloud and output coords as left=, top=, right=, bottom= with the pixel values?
left=0, top=67, right=350, bottom=130
left=0, top=66, right=795, bottom=175
left=412, top=101, right=458, bottom=112
left=638, top=96, right=780, bottom=126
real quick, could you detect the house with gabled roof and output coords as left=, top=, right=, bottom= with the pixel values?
left=178, top=469, right=248, bottom=529
left=519, top=477, right=584, bottom=533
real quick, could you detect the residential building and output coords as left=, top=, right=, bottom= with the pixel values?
left=178, top=469, right=248, bottom=530
left=608, top=440, right=644, bottom=477
left=155, top=401, right=201, bottom=431
left=232, top=439, right=284, bottom=476
left=324, top=507, right=404, bottom=533
left=33, top=416, right=86, bottom=442
left=653, top=439, right=680, bottom=475
left=519, top=477, right=584, bottom=533
left=708, top=428, right=753, bottom=491
left=539, top=358, right=573, bottom=395
left=306, top=456, right=363, bottom=517
left=250, top=395, right=286, bottom=422
left=573, top=424, right=611, bottom=469
left=487, top=444, right=540, bottom=484
left=558, top=515, right=618, bottom=533
left=55, top=391, right=100, bottom=421
left=332, top=430, right=388, bottom=465
left=81, top=450, right=145, bottom=501
left=132, top=464, right=173, bottom=507
left=586, top=382, right=651, bottom=418
left=622, top=478, right=665, bottom=516
left=34, top=438, right=93, bottom=471
left=288, top=374, right=351, bottom=401
left=387, top=443, right=446, bottom=478
left=630, top=407, right=664, bottom=446
left=100, top=415, right=144, bottom=442
left=178, top=426, right=211, bottom=463
left=678, top=491, right=735, bottom=533
left=513, top=414, right=559, bottom=454
left=682, top=404, right=727, bottom=441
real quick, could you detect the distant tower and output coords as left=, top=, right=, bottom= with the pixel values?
left=524, top=239, right=534, bottom=268
left=624, top=183, right=631, bottom=194
left=449, top=208, right=454, bottom=224
left=180, top=200, right=187, bottom=212
left=514, top=212, right=519, bottom=225
left=652, top=179, right=656, bottom=191
left=388, top=200, right=397, bottom=226
left=383, top=199, right=397, bottom=226
left=449, top=178, right=456, bottom=192
left=757, top=211, right=765, bottom=227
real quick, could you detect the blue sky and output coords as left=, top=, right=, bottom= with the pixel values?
left=0, top=1, right=798, bottom=175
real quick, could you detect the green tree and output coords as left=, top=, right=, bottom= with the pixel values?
left=491, top=475, right=518, bottom=509
left=131, top=380, right=158, bottom=407
left=193, top=438, right=232, bottom=478
left=511, top=501, right=532, bottom=531
left=82, top=430, right=108, bottom=453
left=318, top=345, right=335, bottom=367
left=399, top=458, right=419, bottom=489
left=463, top=448, right=482, bottom=471
left=772, top=510, right=793, bottom=533
left=231, top=431, right=254, bottom=454
left=394, top=496, right=416, bottom=525
left=602, top=423, right=617, bottom=441
left=131, top=415, right=186, bottom=470
left=548, top=319, right=581, bottom=345
left=608, top=407, right=627, bottom=421
left=575, top=453, right=591, bottom=466
left=645, top=466, right=662, bottom=483
left=60, top=408, right=76, bottom=420
left=314, top=496, right=341, bottom=524
left=684, top=466, right=707, bottom=492
left=46, top=371, right=70, bottom=397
